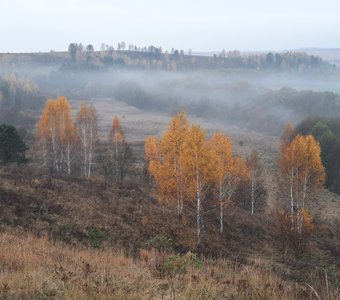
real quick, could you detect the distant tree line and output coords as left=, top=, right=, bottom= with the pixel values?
left=64, top=42, right=333, bottom=72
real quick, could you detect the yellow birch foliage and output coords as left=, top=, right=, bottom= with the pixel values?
left=37, top=96, right=76, bottom=172
left=280, top=134, right=325, bottom=191
left=297, top=208, right=315, bottom=233
left=37, top=96, right=74, bottom=143
left=280, top=134, right=325, bottom=228
left=281, top=122, right=295, bottom=147
left=145, top=136, right=159, bottom=175
left=301, top=135, right=325, bottom=187
left=209, top=132, right=249, bottom=200
left=37, top=99, right=57, bottom=140
left=158, top=112, right=189, bottom=211
left=111, top=116, right=123, bottom=143
left=181, top=125, right=215, bottom=201
left=112, top=116, right=121, bottom=131
left=55, top=96, right=74, bottom=145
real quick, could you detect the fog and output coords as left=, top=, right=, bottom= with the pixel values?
left=2, top=57, right=340, bottom=135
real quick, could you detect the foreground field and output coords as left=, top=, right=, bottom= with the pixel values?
left=0, top=166, right=339, bottom=299
left=0, top=230, right=336, bottom=300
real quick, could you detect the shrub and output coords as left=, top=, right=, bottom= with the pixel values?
left=144, top=235, right=173, bottom=252
left=88, top=228, right=107, bottom=248
left=276, top=209, right=315, bottom=254
left=163, top=252, right=203, bottom=275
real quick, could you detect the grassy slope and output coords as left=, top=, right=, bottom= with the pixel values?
left=0, top=165, right=339, bottom=299
left=0, top=230, right=337, bottom=300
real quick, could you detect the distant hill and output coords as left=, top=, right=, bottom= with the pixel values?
left=0, top=47, right=335, bottom=73
left=294, top=48, right=340, bottom=66
left=195, top=48, right=340, bottom=66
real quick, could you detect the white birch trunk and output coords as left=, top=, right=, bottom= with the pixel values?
left=290, top=168, right=294, bottom=225
left=42, top=139, right=48, bottom=169
left=250, top=170, right=256, bottom=215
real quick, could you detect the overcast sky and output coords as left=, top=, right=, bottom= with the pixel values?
left=1, top=0, right=340, bottom=53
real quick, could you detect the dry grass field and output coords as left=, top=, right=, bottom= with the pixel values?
left=1, top=230, right=337, bottom=300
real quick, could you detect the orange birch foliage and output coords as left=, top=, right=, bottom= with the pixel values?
left=145, top=113, right=252, bottom=241
left=297, top=208, right=315, bottom=234
left=37, top=99, right=58, bottom=170
left=109, top=116, right=126, bottom=181
left=55, top=96, right=73, bottom=144
left=111, top=116, right=123, bottom=146
left=145, top=136, right=174, bottom=206
left=145, top=136, right=159, bottom=183
left=145, top=136, right=159, bottom=163
left=37, top=96, right=76, bottom=173
left=280, top=134, right=325, bottom=231
left=112, top=116, right=121, bottom=132
left=281, top=123, right=295, bottom=147
left=55, top=96, right=77, bottom=174
left=159, top=111, right=189, bottom=215
left=181, top=125, right=215, bottom=244
left=209, top=132, right=249, bottom=233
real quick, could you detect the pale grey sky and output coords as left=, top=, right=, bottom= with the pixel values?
left=1, top=0, right=339, bottom=53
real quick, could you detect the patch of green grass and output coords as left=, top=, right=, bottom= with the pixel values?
left=88, top=228, right=108, bottom=248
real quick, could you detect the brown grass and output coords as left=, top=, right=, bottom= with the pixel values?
left=0, top=165, right=339, bottom=298
left=1, top=230, right=338, bottom=299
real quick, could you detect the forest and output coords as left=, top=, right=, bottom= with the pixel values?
left=0, top=45, right=339, bottom=299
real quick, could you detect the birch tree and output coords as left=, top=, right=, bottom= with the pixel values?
left=111, top=116, right=123, bottom=181
left=181, top=125, right=214, bottom=244
left=37, top=96, right=76, bottom=173
left=107, top=116, right=132, bottom=181
left=160, top=112, right=189, bottom=215
left=145, top=135, right=159, bottom=184
left=76, top=103, right=98, bottom=177
left=55, top=96, right=76, bottom=174
left=247, top=150, right=263, bottom=215
left=62, top=122, right=78, bottom=175
left=209, top=132, right=249, bottom=233
left=280, top=134, right=325, bottom=231
left=37, top=99, right=58, bottom=170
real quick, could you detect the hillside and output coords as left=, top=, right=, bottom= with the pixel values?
left=0, top=47, right=335, bottom=73
left=297, top=48, right=340, bottom=66
left=0, top=163, right=339, bottom=299
left=2, top=230, right=331, bottom=300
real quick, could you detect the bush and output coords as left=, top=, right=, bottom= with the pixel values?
left=144, top=235, right=173, bottom=252
left=276, top=209, right=315, bottom=254
left=163, top=252, right=203, bottom=275
left=88, top=228, right=107, bottom=248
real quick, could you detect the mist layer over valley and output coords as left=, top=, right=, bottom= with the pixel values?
left=2, top=50, right=340, bottom=136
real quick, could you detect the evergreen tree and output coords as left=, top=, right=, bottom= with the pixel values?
left=0, top=124, right=28, bottom=162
